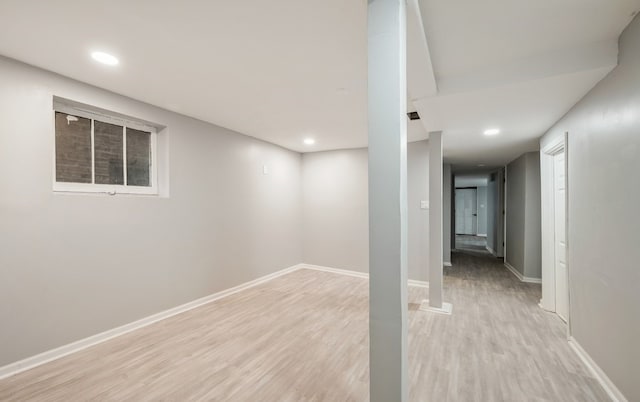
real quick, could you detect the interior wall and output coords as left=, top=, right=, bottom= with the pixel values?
left=539, top=14, right=640, bottom=401
left=302, top=140, right=430, bottom=281
left=505, top=152, right=541, bottom=278
left=0, top=56, right=303, bottom=367
left=524, top=153, right=541, bottom=278
left=496, top=168, right=505, bottom=258
left=443, top=164, right=452, bottom=264
left=486, top=175, right=497, bottom=254
left=301, top=148, right=369, bottom=273
left=476, top=185, right=488, bottom=236
left=505, top=155, right=527, bottom=274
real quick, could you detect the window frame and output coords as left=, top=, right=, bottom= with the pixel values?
left=53, top=103, right=159, bottom=196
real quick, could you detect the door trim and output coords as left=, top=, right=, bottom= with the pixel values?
left=540, top=132, right=571, bottom=336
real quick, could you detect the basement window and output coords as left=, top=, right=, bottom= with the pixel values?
left=53, top=100, right=158, bottom=195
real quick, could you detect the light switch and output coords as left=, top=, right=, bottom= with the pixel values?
left=420, top=200, right=429, bottom=209
left=263, top=165, right=269, bottom=175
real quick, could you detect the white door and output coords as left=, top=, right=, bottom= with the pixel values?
left=554, top=151, right=568, bottom=322
left=455, top=188, right=478, bottom=235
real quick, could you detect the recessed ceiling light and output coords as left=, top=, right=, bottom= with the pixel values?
left=304, top=138, right=316, bottom=145
left=91, top=51, right=119, bottom=66
left=484, top=128, right=500, bottom=136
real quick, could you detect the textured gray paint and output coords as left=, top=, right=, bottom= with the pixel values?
left=0, top=56, right=302, bottom=367
left=301, top=141, right=429, bottom=281
left=476, top=186, right=488, bottom=235
left=408, top=140, right=430, bottom=282
left=506, top=155, right=527, bottom=275
left=540, top=15, right=640, bottom=401
left=495, top=168, right=505, bottom=258
left=487, top=168, right=506, bottom=258
left=443, top=164, right=452, bottom=264
left=302, top=149, right=369, bottom=273
left=524, top=154, right=541, bottom=279
left=486, top=176, right=497, bottom=253
left=506, top=152, right=541, bottom=278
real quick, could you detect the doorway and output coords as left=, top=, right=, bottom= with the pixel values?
left=454, top=187, right=486, bottom=252
left=455, top=188, right=477, bottom=235
left=540, top=134, right=569, bottom=329
left=553, top=150, right=568, bottom=322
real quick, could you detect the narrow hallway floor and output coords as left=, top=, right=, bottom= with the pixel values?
left=409, top=250, right=609, bottom=401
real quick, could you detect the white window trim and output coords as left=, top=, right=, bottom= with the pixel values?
left=53, top=103, right=159, bottom=196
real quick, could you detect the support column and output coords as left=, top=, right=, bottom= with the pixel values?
left=420, top=131, right=452, bottom=314
left=367, top=0, right=408, bottom=401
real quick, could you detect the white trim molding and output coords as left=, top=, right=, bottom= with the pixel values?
left=568, top=337, right=628, bottom=402
left=476, top=233, right=487, bottom=237
left=504, top=262, right=542, bottom=284
left=486, top=246, right=496, bottom=255
left=0, top=264, right=301, bottom=380
left=419, top=300, right=453, bottom=315
left=443, top=262, right=452, bottom=267
left=0, top=262, right=432, bottom=381
left=298, top=263, right=429, bottom=288
left=298, top=263, right=368, bottom=279
left=539, top=132, right=567, bottom=314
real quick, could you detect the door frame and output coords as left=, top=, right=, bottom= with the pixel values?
left=540, top=132, right=571, bottom=335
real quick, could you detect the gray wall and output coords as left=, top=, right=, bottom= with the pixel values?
left=0, top=56, right=303, bottom=367
left=443, top=164, right=452, bottom=264
left=476, top=185, right=488, bottom=236
left=486, top=169, right=505, bottom=256
left=506, top=155, right=526, bottom=274
left=505, top=152, right=541, bottom=278
left=539, top=15, right=640, bottom=401
left=302, top=141, right=430, bottom=281
left=486, top=175, right=497, bottom=253
left=301, top=148, right=369, bottom=273
left=524, top=154, right=541, bottom=278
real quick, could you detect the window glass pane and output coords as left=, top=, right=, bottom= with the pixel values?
left=94, top=120, right=124, bottom=185
left=55, top=112, right=92, bottom=183
left=126, top=128, right=151, bottom=187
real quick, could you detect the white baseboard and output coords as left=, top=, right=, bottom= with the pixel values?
left=419, top=299, right=453, bottom=315
left=1, top=262, right=430, bottom=381
left=0, top=264, right=301, bottom=381
left=477, top=233, right=487, bottom=237
left=568, top=337, right=628, bottom=402
left=504, top=262, right=542, bottom=284
left=444, top=262, right=452, bottom=267
left=299, top=263, right=429, bottom=288
left=299, top=263, right=368, bottom=279
left=486, top=246, right=496, bottom=255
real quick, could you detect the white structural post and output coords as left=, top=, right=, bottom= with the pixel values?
left=367, top=0, right=408, bottom=401
left=421, top=131, right=453, bottom=314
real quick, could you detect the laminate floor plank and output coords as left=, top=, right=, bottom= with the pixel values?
left=0, top=251, right=609, bottom=401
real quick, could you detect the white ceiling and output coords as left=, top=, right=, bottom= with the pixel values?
left=413, top=0, right=640, bottom=166
left=0, top=0, right=368, bottom=152
left=0, top=0, right=638, bottom=164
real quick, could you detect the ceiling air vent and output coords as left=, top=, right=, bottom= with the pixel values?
left=407, top=111, right=420, bottom=120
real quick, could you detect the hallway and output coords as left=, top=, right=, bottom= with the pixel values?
left=411, top=251, right=609, bottom=401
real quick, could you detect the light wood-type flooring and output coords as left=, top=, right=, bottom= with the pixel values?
left=0, top=251, right=609, bottom=401
left=455, top=234, right=489, bottom=252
